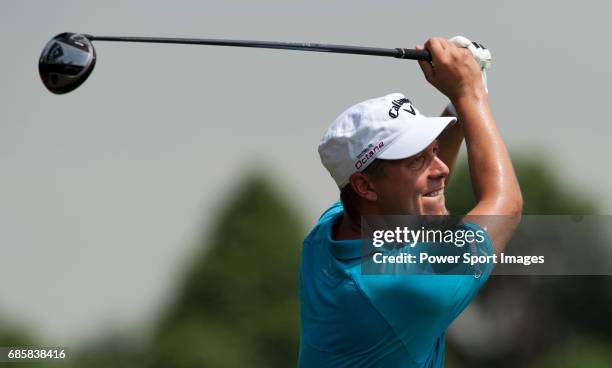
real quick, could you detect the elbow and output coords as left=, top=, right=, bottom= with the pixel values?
left=482, top=189, right=523, bottom=223
left=511, top=190, right=523, bottom=217
left=477, top=186, right=523, bottom=216
left=513, top=195, right=523, bottom=226
left=496, top=191, right=523, bottom=232
left=506, top=190, right=523, bottom=228
left=498, top=180, right=523, bottom=217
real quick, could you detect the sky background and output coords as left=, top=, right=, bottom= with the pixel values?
left=1, top=0, right=610, bottom=344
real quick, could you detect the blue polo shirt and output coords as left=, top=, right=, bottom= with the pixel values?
left=298, top=201, right=493, bottom=368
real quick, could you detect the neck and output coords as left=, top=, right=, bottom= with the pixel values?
left=333, top=211, right=363, bottom=240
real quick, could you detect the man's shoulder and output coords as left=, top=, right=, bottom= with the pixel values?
left=303, top=201, right=344, bottom=245
left=317, top=200, right=344, bottom=222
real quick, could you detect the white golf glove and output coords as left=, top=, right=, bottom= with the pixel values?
left=446, top=35, right=491, bottom=116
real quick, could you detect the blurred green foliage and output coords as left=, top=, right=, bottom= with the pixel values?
left=148, top=172, right=304, bottom=368
left=535, top=338, right=612, bottom=368
left=0, top=319, right=39, bottom=368
left=0, top=319, right=34, bottom=347
left=68, top=332, right=148, bottom=368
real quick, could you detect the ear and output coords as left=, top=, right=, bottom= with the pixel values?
left=348, top=172, right=378, bottom=202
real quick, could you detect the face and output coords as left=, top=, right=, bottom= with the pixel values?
left=370, top=140, right=450, bottom=215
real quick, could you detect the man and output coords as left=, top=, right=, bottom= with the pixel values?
left=298, top=37, right=523, bottom=367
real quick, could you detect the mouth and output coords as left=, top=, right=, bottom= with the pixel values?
left=423, top=188, right=444, bottom=197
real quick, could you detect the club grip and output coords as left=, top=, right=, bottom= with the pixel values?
left=395, top=48, right=432, bottom=61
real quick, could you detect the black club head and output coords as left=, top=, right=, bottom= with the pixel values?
left=39, top=33, right=96, bottom=94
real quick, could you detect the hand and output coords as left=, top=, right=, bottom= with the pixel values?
left=449, top=36, right=491, bottom=73
left=416, top=37, right=485, bottom=103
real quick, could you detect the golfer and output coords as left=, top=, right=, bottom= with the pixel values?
left=298, top=37, right=523, bottom=367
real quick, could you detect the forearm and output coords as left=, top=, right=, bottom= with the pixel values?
left=454, top=92, right=522, bottom=214
left=438, top=107, right=464, bottom=186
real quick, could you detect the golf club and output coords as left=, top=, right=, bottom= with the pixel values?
left=39, top=32, right=432, bottom=94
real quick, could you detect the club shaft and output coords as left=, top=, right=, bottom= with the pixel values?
left=86, top=35, right=432, bottom=61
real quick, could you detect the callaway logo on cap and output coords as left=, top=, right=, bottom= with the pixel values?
left=318, top=93, right=456, bottom=188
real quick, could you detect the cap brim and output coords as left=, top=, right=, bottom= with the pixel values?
left=377, top=116, right=456, bottom=160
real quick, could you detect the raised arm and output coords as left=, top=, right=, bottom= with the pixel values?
left=436, top=106, right=463, bottom=186
left=417, top=37, right=522, bottom=255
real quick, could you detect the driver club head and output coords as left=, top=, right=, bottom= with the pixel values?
left=39, top=32, right=96, bottom=94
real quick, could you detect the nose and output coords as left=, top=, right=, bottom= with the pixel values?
left=428, top=156, right=449, bottom=181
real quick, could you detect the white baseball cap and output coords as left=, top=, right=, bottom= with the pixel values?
left=318, top=93, right=456, bottom=188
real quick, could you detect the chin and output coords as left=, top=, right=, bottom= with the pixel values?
left=422, top=208, right=448, bottom=216
left=420, top=198, right=448, bottom=215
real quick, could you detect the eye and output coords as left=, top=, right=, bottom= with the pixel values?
left=408, top=155, right=426, bottom=171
